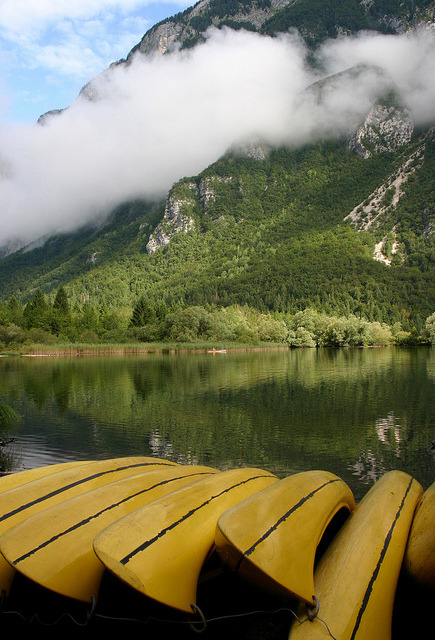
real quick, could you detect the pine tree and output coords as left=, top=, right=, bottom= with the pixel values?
left=7, top=296, right=23, bottom=325
left=51, top=286, right=71, bottom=336
left=130, top=298, right=156, bottom=327
left=23, top=290, right=49, bottom=329
left=53, top=286, right=69, bottom=315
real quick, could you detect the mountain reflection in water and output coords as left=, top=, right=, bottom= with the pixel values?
left=1, top=347, right=433, bottom=501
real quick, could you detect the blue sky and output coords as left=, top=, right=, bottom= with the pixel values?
left=0, top=0, right=192, bottom=123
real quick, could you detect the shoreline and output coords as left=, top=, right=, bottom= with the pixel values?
left=1, top=342, right=430, bottom=358
left=1, top=342, right=292, bottom=357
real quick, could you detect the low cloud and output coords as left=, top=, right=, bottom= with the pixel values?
left=0, top=26, right=434, bottom=248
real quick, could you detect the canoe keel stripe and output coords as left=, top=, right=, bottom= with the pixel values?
left=349, top=476, right=416, bottom=640
left=0, top=461, right=174, bottom=524
left=120, top=473, right=275, bottom=566
left=9, top=471, right=214, bottom=566
left=235, top=477, right=342, bottom=573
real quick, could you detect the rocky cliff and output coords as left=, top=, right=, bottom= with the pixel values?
left=349, top=102, right=414, bottom=158
left=345, top=126, right=433, bottom=266
left=146, top=183, right=198, bottom=254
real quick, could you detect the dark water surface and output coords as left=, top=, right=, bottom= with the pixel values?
left=1, top=347, right=434, bottom=501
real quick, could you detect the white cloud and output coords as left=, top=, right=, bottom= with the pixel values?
left=0, top=2, right=150, bottom=75
left=30, top=42, right=105, bottom=76
left=318, top=27, right=435, bottom=126
left=0, top=27, right=434, bottom=248
left=0, top=1, right=159, bottom=35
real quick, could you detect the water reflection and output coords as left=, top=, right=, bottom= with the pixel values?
left=375, top=412, right=404, bottom=457
left=0, top=348, right=433, bottom=501
left=349, top=449, right=389, bottom=485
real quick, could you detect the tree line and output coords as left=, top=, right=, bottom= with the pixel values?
left=1, top=286, right=434, bottom=350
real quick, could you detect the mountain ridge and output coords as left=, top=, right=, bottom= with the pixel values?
left=40, top=1, right=435, bottom=116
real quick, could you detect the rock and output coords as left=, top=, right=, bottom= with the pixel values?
left=135, top=21, right=185, bottom=57
left=37, top=109, right=67, bottom=125
left=232, top=137, right=272, bottom=161
left=146, top=186, right=197, bottom=254
left=198, top=176, right=232, bottom=214
left=349, top=103, right=414, bottom=158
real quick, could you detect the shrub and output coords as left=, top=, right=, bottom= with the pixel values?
left=79, top=330, right=99, bottom=344
left=25, top=327, right=57, bottom=345
left=0, top=324, right=26, bottom=346
left=257, top=317, right=288, bottom=343
left=365, top=322, right=393, bottom=346
left=287, top=326, right=316, bottom=347
left=426, top=312, right=435, bottom=345
left=164, top=307, right=217, bottom=342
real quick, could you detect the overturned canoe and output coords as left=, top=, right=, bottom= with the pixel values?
left=0, top=456, right=178, bottom=596
left=93, top=468, right=278, bottom=613
left=0, top=465, right=216, bottom=603
left=0, top=460, right=93, bottom=494
left=215, top=470, right=355, bottom=604
left=288, top=470, right=423, bottom=640
left=404, top=480, right=435, bottom=589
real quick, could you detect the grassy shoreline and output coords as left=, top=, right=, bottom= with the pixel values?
left=2, top=342, right=431, bottom=358
left=0, top=341, right=292, bottom=357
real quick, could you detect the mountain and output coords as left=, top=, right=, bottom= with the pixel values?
left=40, top=0, right=435, bottom=111
left=125, top=0, right=434, bottom=57
left=0, top=0, right=434, bottom=337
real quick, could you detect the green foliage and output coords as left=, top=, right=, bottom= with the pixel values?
left=164, top=306, right=222, bottom=342
left=426, top=312, right=435, bottom=345
left=23, top=289, right=50, bottom=330
left=261, top=0, right=384, bottom=45
left=0, top=323, right=25, bottom=346
left=206, top=0, right=256, bottom=19
left=217, top=19, right=257, bottom=31
left=130, top=297, right=158, bottom=327
left=1, top=289, right=433, bottom=349
left=7, top=296, right=23, bottom=325
left=260, top=0, right=434, bottom=45
left=286, top=308, right=393, bottom=347
left=368, top=0, right=434, bottom=22
left=189, top=15, right=213, bottom=32
left=0, top=402, right=22, bottom=439
left=53, top=285, right=69, bottom=314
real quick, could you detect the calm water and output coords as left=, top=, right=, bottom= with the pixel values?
left=1, top=347, right=434, bottom=501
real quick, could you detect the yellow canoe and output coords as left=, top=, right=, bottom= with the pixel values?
left=215, top=470, right=355, bottom=604
left=0, top=465, right=216, bottom=603
left=0, top=460, right=93, bottom=494
left=288, top=470, right=423, bottom=640
left=0, top=456, right=178, bottom=595
left=404, top=480, right=435, bottom=589
left=93, top=468, right=278, bottom=613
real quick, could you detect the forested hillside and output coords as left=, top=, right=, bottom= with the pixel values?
left=1, top=130, right=434, bottom=345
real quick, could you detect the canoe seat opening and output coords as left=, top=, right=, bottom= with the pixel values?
left=314, top=506, right=351, bottom=568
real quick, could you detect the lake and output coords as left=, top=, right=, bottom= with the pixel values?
left=1, top=346, right=434, bottom=501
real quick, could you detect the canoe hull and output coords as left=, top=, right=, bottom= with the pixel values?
left=288, top=470, right=423, bottom=640
left=0, top=465, right=216, bottom=603
left=215, top=470, right=355, bottom=604
left=404, top=480, right=435, bottom=589
left=0, top=456, right=178, bottom=595
left=93, top=468, right=278, bottom=613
